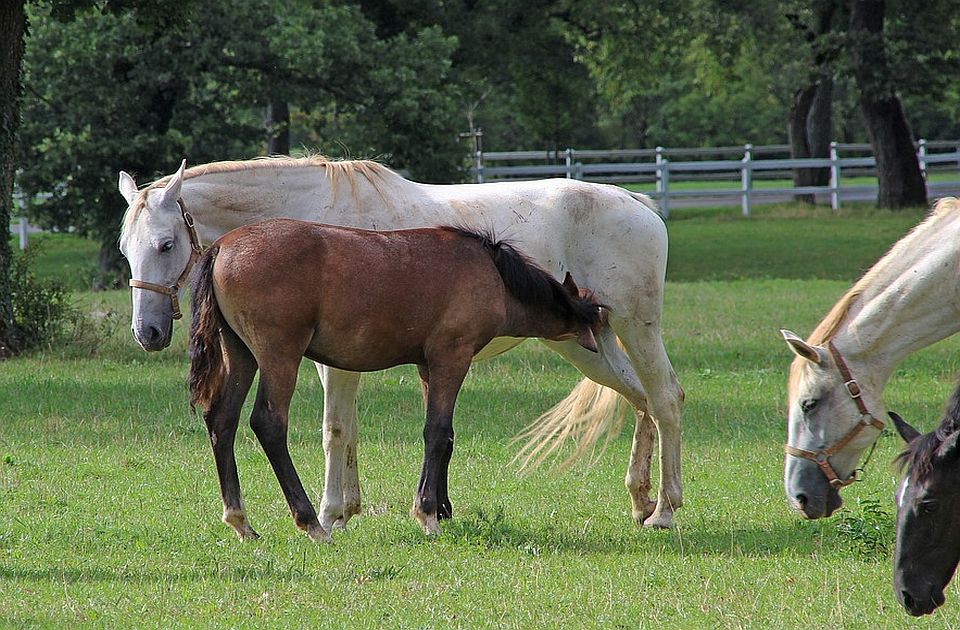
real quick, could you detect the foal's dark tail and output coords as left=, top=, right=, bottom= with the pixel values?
left=188, top=244, right=226, bottom=412
left=443, top=226, right=604, bottom=330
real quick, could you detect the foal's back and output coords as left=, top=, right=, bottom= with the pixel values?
left=212, top=218, right=508, bottom=372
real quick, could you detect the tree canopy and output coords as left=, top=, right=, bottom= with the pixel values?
left=3, top=0, right=960, bottom=295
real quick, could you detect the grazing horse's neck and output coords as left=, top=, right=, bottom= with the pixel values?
left=831, top=216, right=960, bottom=388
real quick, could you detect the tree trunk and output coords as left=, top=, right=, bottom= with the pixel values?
left=95, top=238, right=128, bottom=291
left=849, top=0, right=926, bottom=208
left=789, top=79, right=833, bottom=203
left=265, top=100, right=290, bottom=155
left=0, top=0, right=27, bottom=357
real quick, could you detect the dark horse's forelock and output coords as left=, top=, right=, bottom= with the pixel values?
left=440, top=226, right=603, bottom=329
left=897, top=377, right=960, bottom=480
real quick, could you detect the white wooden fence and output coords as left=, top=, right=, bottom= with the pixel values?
left=8, top=217, right=29, bottom=250
left=471, top=140, right=960, bottom=218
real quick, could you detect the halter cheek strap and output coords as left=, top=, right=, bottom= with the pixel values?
left=128, top=199, right=203, bottom=320
left=784, top=340, right=886, bottom=488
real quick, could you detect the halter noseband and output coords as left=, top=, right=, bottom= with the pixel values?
left=784, top=340, right=886, bottom=488
left=128, top=198, right=203, bottom=320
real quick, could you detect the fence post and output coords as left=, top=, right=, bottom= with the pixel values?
left=565, top=148, right=573, bottom=179
left=741, top=144, right=753, bottom=217
left=475, top=149, right=484, bottom=183
left=655, top=147, right=670, bottom=219
left=830, top=141, right=841, bottom=211
left=918, top=138, right=927, bottom=178
left=18, top=218, right=28, bottom=251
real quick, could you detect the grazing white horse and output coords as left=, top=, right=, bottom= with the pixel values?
left=781, top=197, right=960, bottom=519
left=118, top=157, right=684, bottom=531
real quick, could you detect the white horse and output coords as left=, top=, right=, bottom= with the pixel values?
left=118, top=157, right=684, bottom=532
left=781, top=197, right=960, bottom=519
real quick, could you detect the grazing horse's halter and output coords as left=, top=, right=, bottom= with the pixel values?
left=128, top=198, right=202, bottom=320
left=784, top=340, right=886, bottom=488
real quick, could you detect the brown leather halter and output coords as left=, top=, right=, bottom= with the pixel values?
left=784, top=340, right=886, bottom=488
left=128, top=198, right=203, bottom=320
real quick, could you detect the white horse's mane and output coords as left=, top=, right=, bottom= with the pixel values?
left=120, top=155, right=393, bottom=239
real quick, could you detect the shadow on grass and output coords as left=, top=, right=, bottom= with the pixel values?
left=431, top=505, right=845, bottom=560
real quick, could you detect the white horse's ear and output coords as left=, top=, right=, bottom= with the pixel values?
left=118, top=171, right=138, bottom=204
left=157, top=159, right=187, bottom=209
left=781, top=329, right=827, bottom=366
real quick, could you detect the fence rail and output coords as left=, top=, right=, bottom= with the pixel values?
left=471, top=139, right=960, bottom=218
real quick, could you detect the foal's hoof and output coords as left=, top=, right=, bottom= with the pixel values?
left=236, top=527, right=260, bottom=541
left=410, top=507, right=441, bottom=536
left=305, top=524, right=332, bottom=543
left=223, top=510, right=260, bottom=541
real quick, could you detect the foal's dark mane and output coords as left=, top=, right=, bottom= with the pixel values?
left=440, top=226, right=603, bottom=329
left=897, top=378, right=960, bottom=480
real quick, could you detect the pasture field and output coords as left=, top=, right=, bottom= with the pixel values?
left=4, top=203, right=960, bottom=628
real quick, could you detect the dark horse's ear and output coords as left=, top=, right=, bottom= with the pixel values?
left=939, top=431, right=960, bottom=461
left=889, top=411, right=921, bottom=443
left=577, top=326, right=599, bottom=353
left=562, top=272, right=580, bottom=296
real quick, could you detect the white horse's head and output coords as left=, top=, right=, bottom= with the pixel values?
left=781, top=329, right=884, bottom=519
left=118, top=159, right=192, bottom=351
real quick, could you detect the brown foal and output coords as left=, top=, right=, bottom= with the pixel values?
left=188, top=218, right=604, bottom=540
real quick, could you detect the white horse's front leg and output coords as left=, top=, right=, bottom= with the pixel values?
left=316, top=364, right=362, bottom=531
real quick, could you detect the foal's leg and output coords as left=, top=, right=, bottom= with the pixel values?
left=541, top=327, right=657, bottom=523
left=203, top=330, right=259, bottom=540
left=417, top=364, right=453, bottom=520
left=251, top=357, right=329, bottom=542
left=315, top=364, right=362, bottom=531
left=411, top=355, right=471, bottom=535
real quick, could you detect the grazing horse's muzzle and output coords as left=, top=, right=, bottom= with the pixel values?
left=785, top=459, right=843, bottom=519
left=898, top=584, right=946, bottom=616
left=132, top=319, right=173, bottom=351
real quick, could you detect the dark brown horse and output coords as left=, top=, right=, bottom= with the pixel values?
left=188, top=218, right=604, bottom=540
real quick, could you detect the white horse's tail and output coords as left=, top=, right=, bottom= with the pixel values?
left=512, top=377, right=629, bottom=471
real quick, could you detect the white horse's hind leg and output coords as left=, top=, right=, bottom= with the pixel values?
left=626, top=412, right=657, bottom=523
left=541, top=329, right=657, bottom=522
left=316, top=365, right=362, bottom=531
left=610, top=316, right=684, bottom=529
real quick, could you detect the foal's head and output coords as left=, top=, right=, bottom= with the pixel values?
left=891, top=409, right=960, bottom=616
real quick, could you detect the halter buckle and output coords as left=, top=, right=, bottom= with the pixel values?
left=844, top=379, right=862, bottom=399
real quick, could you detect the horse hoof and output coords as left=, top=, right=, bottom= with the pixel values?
left=236, top=526, right=260, bottom=541
left=306, top=524, right=332, bottom=543
left=631, top=499, right=657, bottom=525
left=642, top=512, right=674, bottom=529
left=410, top=507, right=441, bottom=536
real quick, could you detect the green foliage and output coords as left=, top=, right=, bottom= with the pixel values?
left=833, top=496, right=895, bottom=559
left=7, top=245, right=71, bottom=352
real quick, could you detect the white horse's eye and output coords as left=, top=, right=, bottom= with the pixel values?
left=159, top=240, right=175, bottom=253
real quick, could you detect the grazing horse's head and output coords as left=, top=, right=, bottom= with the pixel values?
left=891, top=411, right=960, bottom=617
left=118, top=160, right=193, bottom=351
left=780, top=331, right=885, bottom=519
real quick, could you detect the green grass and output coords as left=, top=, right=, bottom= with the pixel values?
left=3, top=207, right=960, bottom=628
